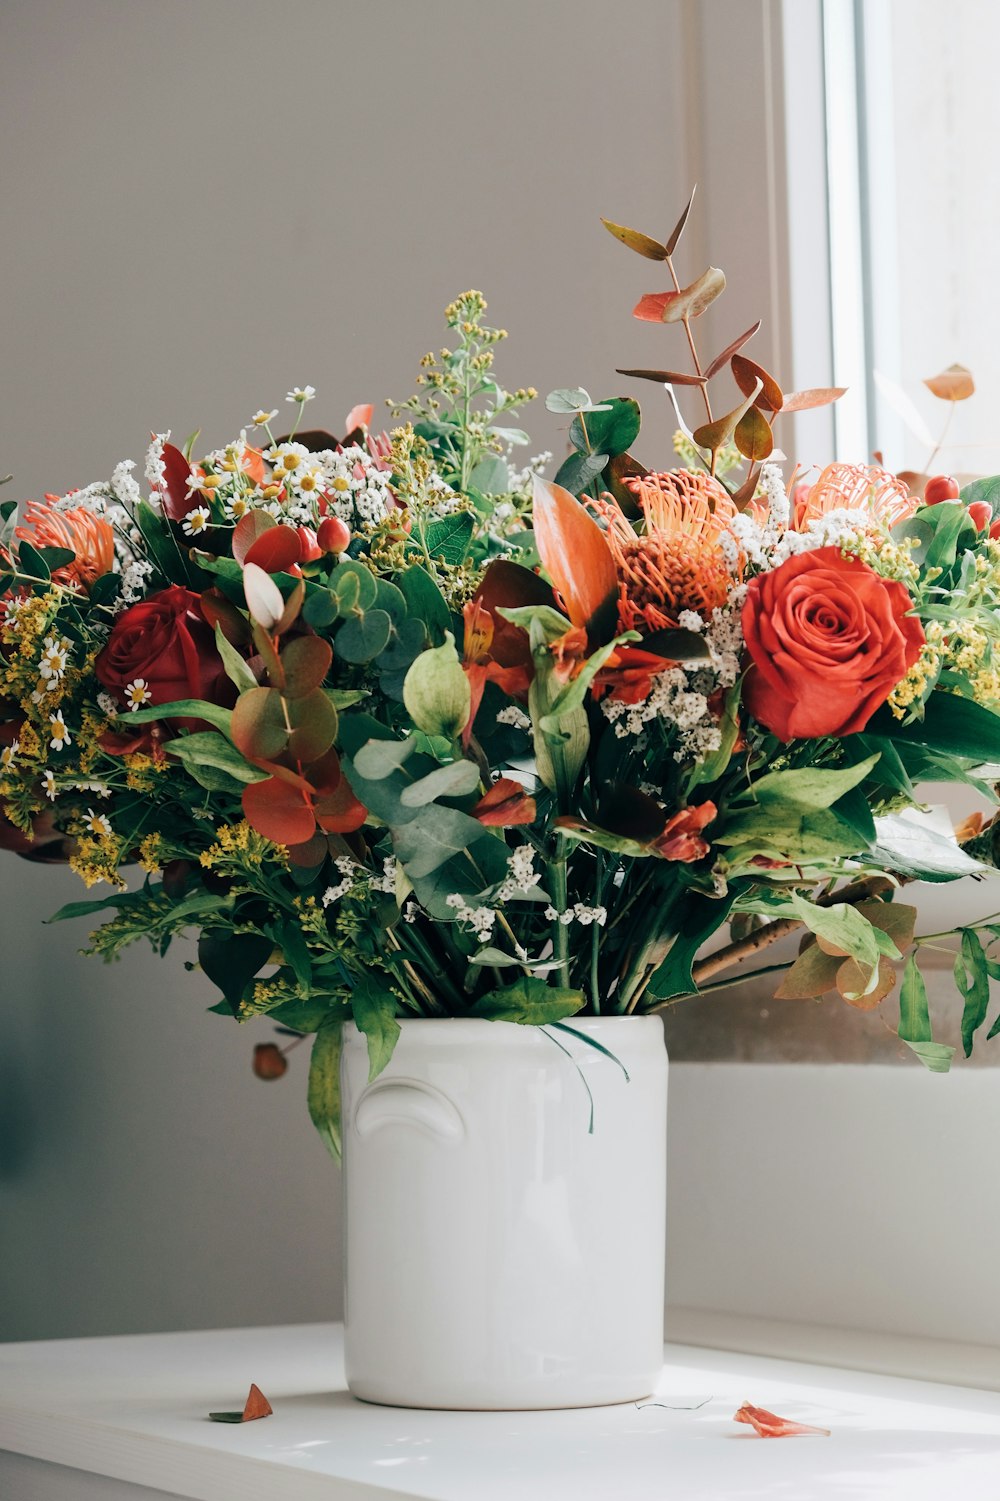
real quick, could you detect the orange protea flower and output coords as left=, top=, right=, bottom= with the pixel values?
left=792, top=463, right=917, bottom=531
left=602, top=470, right=738, bottom=633
left=16, top=499, right=115, bottom=591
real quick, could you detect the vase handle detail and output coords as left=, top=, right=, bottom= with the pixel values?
left=353, top=1079, right=465, bottom=1142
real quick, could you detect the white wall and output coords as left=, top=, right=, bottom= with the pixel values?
left=2, top=0, right=997, bottom=1355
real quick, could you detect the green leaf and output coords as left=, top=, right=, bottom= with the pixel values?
left=353, top=735, right=416, bottom=779
left=399, top=759, right=481, bottom=806
left=471, top=977, right=584, bottom=1024
left=714, top=804, right=865, bottom=863
left=402, top=631, right=470, bottom=740
left=352, top=977, right=400, bottom=1081
left=15, top=540, right=50, bottom=580
left=214, top=624, right=258, bottom=694
left=553, top=450, right=609, bottom=496
left=788, top=894, right=884, bottom=972
left=336, top=609, right=392, bottom=664
left=124, top=699, right=234, bottom=734
left=331, top=559, right=378, bottom=612
left=198, top=931, right=273, bottom=1013
left=742, top=754, right=880, bottom=810
left=647, top=889, right=738, bottom=999
left=422, top=512, right=475, bottom=566
left=898, top=952, right=955, bottom=1072
left=271, top=996, right=339, bottom=1033
left=885, top=691, right=1000, bottom=763
left=307, top=1016, right=343, bottom=1159
left=959, top=475, right=1000, bottom=520
left=955, top=928, right=991, bottom=1057
left=303, top=588, right=339, bottom=629
left=569, top=398, right=641, bottom=458
left=394, top=807, right=487, bottom=877
left=398, top=564, right=452, bottom=645
left=872, top=811, right=988, bottom=881
left=166, top=731, right=267, bottom=783
left=468, top=455, right=510, bottom=495
left=545, top=387, right=611, bottom=415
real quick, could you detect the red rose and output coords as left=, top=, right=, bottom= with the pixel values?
left=95, top=586, right=220, bottom=708
left=741, top=548, right=924, bottom=741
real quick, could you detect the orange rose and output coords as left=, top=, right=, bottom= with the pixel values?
left=741, top=547, right=924, bottom=741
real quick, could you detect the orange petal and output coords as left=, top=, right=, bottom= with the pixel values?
left=474, top=777, right=537, bottom=827
left=242, top=1383, right=273, bottom=1421
left=531, top=475, right=618, bottom=637
left=733, top=1402, right=830, bottom=1438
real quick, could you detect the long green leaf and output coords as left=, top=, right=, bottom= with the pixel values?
left=955, top=928, right=991, bottom=1057
left=471, top=978, right=584, bottom=1024
left=124, top=699, right=234, bottom=734
left=352, top=977, right=401, bottom=1081
left=898, top=952, right=955, bottom=1072
left=308, top=1017, right=344, bottom=1160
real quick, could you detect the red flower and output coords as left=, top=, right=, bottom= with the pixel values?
left=651, top=801, right=717, bottom=862
left=741, top=548, right=924, bottom=741
left=95, top=586, right=221, bottom=709
left=473, top=778, right=537, bottom=827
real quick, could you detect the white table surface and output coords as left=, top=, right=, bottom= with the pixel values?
left=2, top=1321, right=1000, bottom=1501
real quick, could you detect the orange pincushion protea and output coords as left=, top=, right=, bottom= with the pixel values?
left=792, top=463, right=917, bottom=531
left=604, top=469, right=738, bottom=633
left=16, top=499, right=115, bottom=591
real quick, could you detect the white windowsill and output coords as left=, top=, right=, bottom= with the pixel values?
left=2, top=1318, right=999, bottom=1500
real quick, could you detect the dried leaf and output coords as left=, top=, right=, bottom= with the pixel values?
left=615, top=368, right=707, bottom=387
left=734, top=1402, right=830, bottom=1438
left=924, top=363, right=975, bottom=402
left=731, top=354, right=783, bottom=413
left=836, top=955, right=897, bottom=1009
left=600, top=218, right=667, bottom=260
left=704, top=320, right=762, bottom=379
left=633, top=267, right=726, bottom=325
left=664, top=184, right=697, bottom=256
left=734, top=405, right=774, bottom=463
left=781, top=386, right=848, bottom=413
left=692, top=380, right=762, bottom=457
left=773, top=940, right=839, bottom=1000
left=209, top=1383, right=274, bottom=1423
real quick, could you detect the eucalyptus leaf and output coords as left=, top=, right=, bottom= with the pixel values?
left=399, top=759, right=481, bottom=806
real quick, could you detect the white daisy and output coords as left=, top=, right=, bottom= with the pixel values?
left=0, top=738, right=19, bottom=771
left=286, top=385, right=316, bottom=404
left=85, top=808, right=113, bottom=838
left=41, top=769, right=57, bottom=801
left=251, top=409, right=278, bottom=427
left=48, top=711, right=71, bottom=750
left=182, top=506, right=213, bottom=537
left=125, top=678, right=152, bottom=711
left=39, top=635, right=71, bottom=681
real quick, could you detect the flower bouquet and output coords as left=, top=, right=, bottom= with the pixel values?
left=5, top=200, right=1000, bottom=1406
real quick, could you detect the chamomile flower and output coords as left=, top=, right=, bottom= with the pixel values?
left=125, top=678, right=152, bottom=711
left=3, top=596, right=25, bottom=625
left=225, top=494, right=251, bottom=521
left=0, top=738, right=19, bottom=771
left=286, top=385, right=316, bottom=404
left=251, top=409, right=278, bottom=427
left=41, top=769, right=57, bottom=801
left=182, top=506, right=212, bottom=537
left=49, top=711, right=71, bottom=750
left=267, top=442, right=309, bottom=479
left=85, top=808, right=113, bottom=838
left=39, top=635, right=71, bottom=681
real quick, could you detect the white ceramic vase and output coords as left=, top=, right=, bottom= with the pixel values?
left=341, top=1015, right=667, bottom=1410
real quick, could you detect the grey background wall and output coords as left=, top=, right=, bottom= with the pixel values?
left=3, top=0, right=999, bottom=1353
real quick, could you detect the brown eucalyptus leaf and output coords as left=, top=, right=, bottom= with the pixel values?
left=781, top=387, right=847, bottom=413
left=704, top=320, right=763, bottom=379
left=731, top=354, right=783, bottom=413
left=252, top=621, right=284, bottom=690
left=616, top=368, right=708, bottom=387
left=774, top=941, right=840, bottom=1000
left=277, top=578, right=305, bottom=635
left=231, top=687, right=288, bottom=761
left=600, top=218, right=667, bottom=260
left=731, top=466, right=762, bottom=508
left=280, top=635, right=333, bottom=700
left=664, top=184, right=697, bottom=256
left=242, top=776, right=315, bottom=846
left=286, top=688, right=339, bottom=763
left=923, top=363, right=975, bottom=402
left=856, top=899, right=917, bottom=953
left=836, top=956, right=897, bottom=1010
left=734, top=405, right=774, bottom=462
left=692, top=379, right=762, bottom=455
left=633, top=268, right=726, bottom=325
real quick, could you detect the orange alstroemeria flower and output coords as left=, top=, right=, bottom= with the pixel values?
left=461, top=599, right=532, bottom=745
left=592, top=644, right=673, bottom=705
left=16, top=499, right=115, bottom=591
left=650, top=800, right=717, bottom=862
left=473, top=777, right=537, bottom=827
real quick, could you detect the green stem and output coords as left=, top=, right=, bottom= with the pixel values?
left=551, top=832, right=570, bottom=986
left=590, top=849, right=603, bottom=1014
